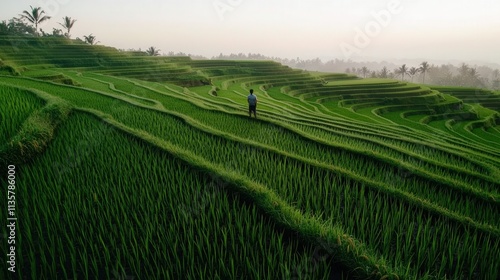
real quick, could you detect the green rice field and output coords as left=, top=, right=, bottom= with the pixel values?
left=0, top=36, right=499, bottom=280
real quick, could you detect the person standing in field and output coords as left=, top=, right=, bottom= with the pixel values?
left=248, top=89, right=257, bottom=118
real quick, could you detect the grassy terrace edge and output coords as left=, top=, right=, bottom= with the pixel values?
left=0, top=78, right=405, bottom=278
left=110, top=77, right=500, bottom=204
left=77, top=107, right=405, bottom=279
left=0, top=84, right=71, bottom=168
left=1, top=76, right=498, bottom=236
left=1, top=35, right=498, bottom=279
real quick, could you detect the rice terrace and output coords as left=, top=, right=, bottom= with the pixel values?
left=1, top=3, right=500, bottom=280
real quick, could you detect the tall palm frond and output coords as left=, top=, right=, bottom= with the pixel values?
left=419, top=61, right=430, bottom=83
left=397, top=64, right=408, bottom=81
left=146, top=46, right=161, bottom=56
left=59, top=16, right=76, bottom=38
left=83, top=34, right=99, bottom=45
left=19, top=6, right=51, bottom=35
left=408, top=67, right=418, bottom=82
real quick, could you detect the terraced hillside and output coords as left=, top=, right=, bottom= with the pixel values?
left=1, top=36, right=499, bottom=280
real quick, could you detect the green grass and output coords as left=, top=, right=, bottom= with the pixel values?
left=0, top=112, right=336, bottom=279
left=1, top=36, right=499, bottom=280
left=0, top=85, right=45, bottom=144
left=1, top=75, right=498, bottom=279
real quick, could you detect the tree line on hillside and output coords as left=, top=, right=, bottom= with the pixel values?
left=0, top=5, right=99, bottom=46
left=213, top=54, right=500, bottom=90
left=0, top=5, right=161, bottom=56
left=2, top=6, right=498, bottom=90
left=342, top=62, right=499, bottom=89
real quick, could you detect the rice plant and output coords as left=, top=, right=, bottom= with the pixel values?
left=0, top=38, right=499, bottom=279
left=0, top=85, right=45, bottom=144
left=0, top=112, right=334, bottom=280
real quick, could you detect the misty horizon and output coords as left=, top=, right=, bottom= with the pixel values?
left=2, top=0, right=500, bottom=65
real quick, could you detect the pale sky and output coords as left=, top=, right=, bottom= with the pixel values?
left=2, top=0, right=500, bottom=64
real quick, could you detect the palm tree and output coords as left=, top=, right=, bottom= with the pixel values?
left=59, top=16, right=76, bottom=38
left=408, top=67, right=419, bottom=82
left=468, top=68, right=479, bottom=79
left=458, top=63, right=470, bottom=78
left=468, top=68, right=481, bottom=87
left=458, top=63, right=470, bottom=86
left=146, top=46, right=160, bottom=56
left=379, top=66, right=389, bottom=78
left=19, top=6, right=51, bottom=35
left=397, top=64, right=408, bottom=81
left=361, top=66, right=369, bottom=78
left=83, top=34, right=99, bottom=45
left=418, top=61, right=430, bottom=83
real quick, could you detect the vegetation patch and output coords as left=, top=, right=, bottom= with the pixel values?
left=0, top=87, right=71, bottom=168
left=0, top=34, right=498, bottom=279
